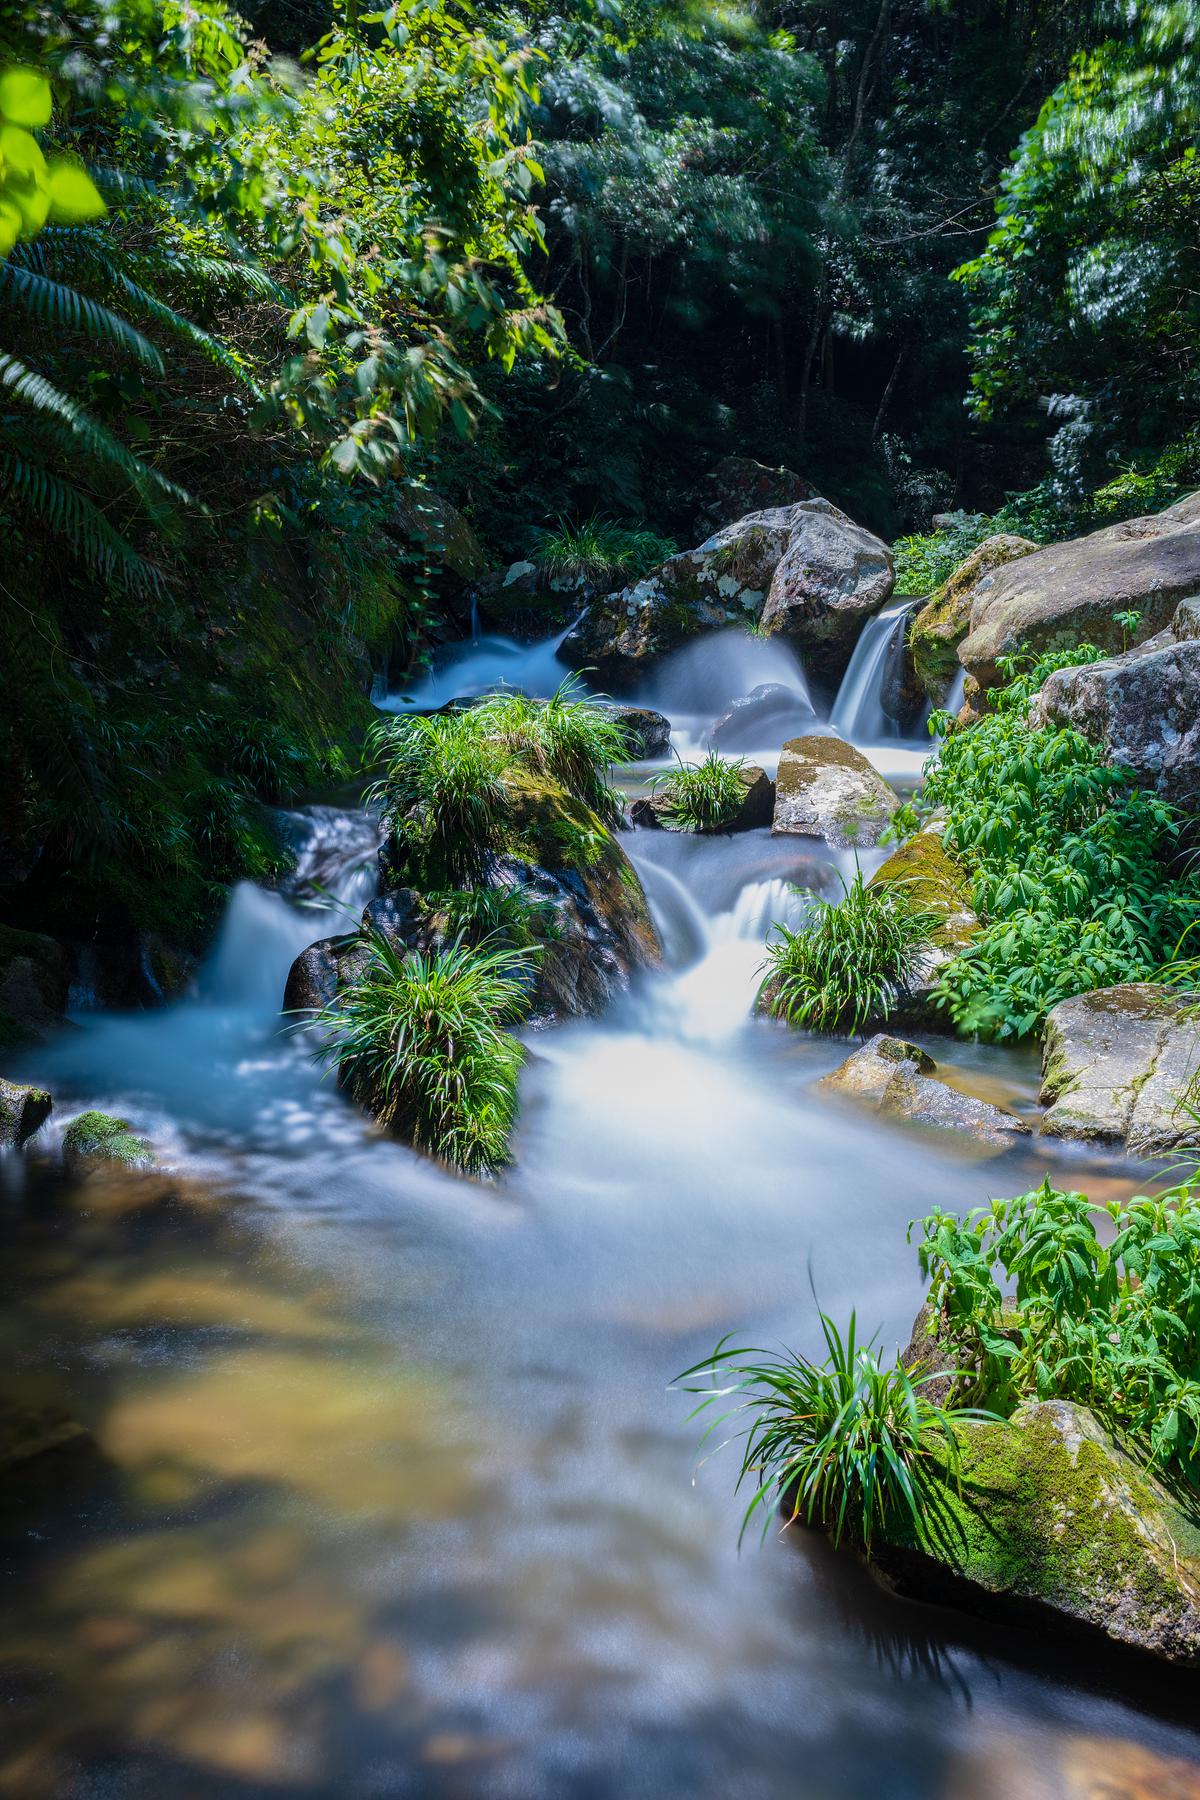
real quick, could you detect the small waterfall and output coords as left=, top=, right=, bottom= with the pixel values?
left=943, top=665, right=967, bottom=716
left=376, top=612, right=586, bottom=713
left=830, top=599, right=916, bottom=743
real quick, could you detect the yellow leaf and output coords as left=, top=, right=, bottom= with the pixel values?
left=47, top=161, right=106, bottom=224
left=0, top=67, right=52, bottom=129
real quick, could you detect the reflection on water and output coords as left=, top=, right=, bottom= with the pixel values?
left=4, top=803, right=1200, bottom=1796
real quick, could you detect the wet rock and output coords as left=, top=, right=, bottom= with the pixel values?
left=0, top=1077, right=52, bottom=1147
left=818, top=1034, right=1029, bottom=1145
left=1039, top=985, right=1200, bottom=1155
left=590, top=702, right=672, bottom=760
left=689, top=454, right=819, bottom=538
left=908, top=534, right=1038, bottom=700
left=959, top=491, right=1200, bottom=702
left=876, top=1398, right=1200, bottom=1667
left=708, top=683, right=815, bottom=753
left=1029, top=630, right=1200, bottom=812
left=758, top=503, right=895, bottom=683
left=772, top=735, right=899, bottom=848
left=561, top=499, right=891, bottom=688
left=0, top=923, right=68, bottom=1051
left=473, top=561, right=596, bottom=640
left=283, top=933, right=366, bottom=1014
left=385, top=485, right=486, bottom=582
left=864, top=828, right=979, bottom=1030
left=63, top=1109, right=154, bottom=1170
left=628, top=765, right=774, bottom=834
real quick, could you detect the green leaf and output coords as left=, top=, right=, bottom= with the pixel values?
left=0, top=67, right=52, bottom=129
left=46, top=162, right=106, bottom=224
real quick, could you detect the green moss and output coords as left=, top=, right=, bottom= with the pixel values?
left=869, top=832, right=977, bottom=950
left=909, top=535, right=1038, bottom=698
left=63, top=1109, right=154, bottom=1169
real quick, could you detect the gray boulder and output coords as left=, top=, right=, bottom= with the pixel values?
left=959, top=491, right=1200, bottom=701
left=1040, top=984, right=1200, bottom=1154
left=561, top=500, right=892, bottom=688
left=772, top=735, right=898, bottom=848
left=818, top=1035, right=1029, bottom=1146
left=689, top=454, right=819, bottom=538
left=1029, top=628, right=1200, bottom=812
left=0, top=1077, right=52, bottom=1148
left=590, top=702, right=672, bottom=760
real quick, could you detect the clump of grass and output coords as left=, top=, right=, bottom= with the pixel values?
left=676, top=1312, right=991, bottom=1552
left=530, top=513, right=677, bottom=585
left=760, top=869, right=937, bottom=1035
left=424, top=884, right=561, bottom=950
left=314, top=925, right=534, bottom=1175
left=366, top=711, right=512, bottom=886
left=648, top=751, right=747, bottom=832
left=472, top=677, right=630, bottom=821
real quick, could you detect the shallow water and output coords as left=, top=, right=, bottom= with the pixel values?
left=4, top=649, right=1200, bottom=1798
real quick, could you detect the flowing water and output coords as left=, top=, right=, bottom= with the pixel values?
left=830, top=598, right=923, bottom=743
left=4, top=628, right=1200, bottom=1798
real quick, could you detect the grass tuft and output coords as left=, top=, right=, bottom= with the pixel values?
left=760, top=869, right=937, bottom=1035
left=648, top=751, right=747, bottom=833
left=530, top=513, right=677, bottom=586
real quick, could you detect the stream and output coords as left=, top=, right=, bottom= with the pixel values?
left=4, top=621, right=1200, bottom=1797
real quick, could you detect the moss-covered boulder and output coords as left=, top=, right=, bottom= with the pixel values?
left=908, top=534, right=1037, bottom=700
left=63, top=1109, right=154, bottom=1169
left=0, top=1077, right=52, bottom=1147
left=818, top=1034, right=1028, bottom=1146
left=1039, top=984, right=1200, bottom=1155
left=771, top=735, right=898, bottom=848
left=0, top=923, right=69, bottom=1053
left=877, top=1399, right=1200, bottom=1666
left=868, top=828, right=977, bottom=951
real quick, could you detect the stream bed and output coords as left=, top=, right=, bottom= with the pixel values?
left=4, top=630, right=1200, bottom=1798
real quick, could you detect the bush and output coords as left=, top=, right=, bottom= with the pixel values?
left=893, top=515, right=997, bottom=596
left=472, top=678, right=629, bottom=822
left=676, top=1312, right=990, bottom=1552
left=648, top=751, right=747, bottom=833
left=759, top=869, right=937, bottom=1035
left=911, top=1174, right=1200, bottom=1496
left=910, top=645, right=1195, bottom=1040
left=314, top=926, right=533, bottom=1175
left=530, top=514, right=677, bottom=585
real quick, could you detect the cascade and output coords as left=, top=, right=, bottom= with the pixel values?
left=829, top=597, right=918, bottom=742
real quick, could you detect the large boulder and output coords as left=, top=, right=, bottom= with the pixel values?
left=865, top=828, right=980, bottom=1028
left=959, top=492, right=1200, bottom=701
left=772, top=735, right=898, bottom=848
left=0, top=1077, right=52, bottom=1148
left=758, top=504, right=895, bottom=683
left=908, top=534, right=1038, bottom=700
left=876, top=1398, right=1200, bottom=1667
left=818, top=1034, right=1029, bottom=1146
left=1029, top=630, right=1200, bottom=813
left=560, top=500, right=892, bottom=688
left=1040, top=985, right=1200, bottom=1155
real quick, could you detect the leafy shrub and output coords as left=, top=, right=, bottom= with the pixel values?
left=911, top=1175, right=1200, bottom=1495
left=676, top=1313, right=990, bottom=1552
left=530, top=514, right=677, bottom=585
left=760, top=869, right=937, bottom=1035
left=314, top=926, right=533, bottom=1175
left=893, top=514, right=997, bottom=596
left=648, top=751, right=747, bottom=832
left=910, top=645, right=1195, bottom=1040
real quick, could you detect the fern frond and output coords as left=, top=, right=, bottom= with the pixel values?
left=0, top=352, right=191, bottom=505
left=1, top=262, right=165, bottom=372
left=1, top=451, right=166, bottom=598
left=110, top=267, right=264, bottom=394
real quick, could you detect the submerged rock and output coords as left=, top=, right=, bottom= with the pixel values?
left=0, top=1077, right=52, bottom=1148
left=1029, top=627, right=1200, bottom=812
left=959, top=491, right=1200, bottom=702
left=908, top=534, right=1038, bottom=700
left=560, top=499, right=892, bottom=688
left=708, top=683, right=815, bottom=753
left=876, top=1397, right=1200, bottom=1667
left=1039, top=985, right=1200, bottom=1155
left=772, top=735, right=898, bottom=848
left=63, top=1109, right=154, bottom=1170
left=818, top=1035, right=1028, bottom=1145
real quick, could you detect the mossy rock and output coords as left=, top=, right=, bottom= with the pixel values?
left=877, top=1399, right=1200, bottom=1665
left=772, top=735, right=899, bottom=849
left=0, top=923, right=69, bottom=1052
left=908, top=534, right=1037, bottom=700
left=868, top=828, right=978, bottom=952
left=63, top=1109, right=154, bottom=1169
left=0, top=1076, right=52, bottom=1147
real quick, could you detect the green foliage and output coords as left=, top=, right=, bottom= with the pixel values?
left=760, top=869, right=937, bottom=1036
left=62, top=1107, right=153, bottom=1166
left=313, top=925, right=532, bottom=1175
left=911, top=645, right=1196, bottom=1040
left=893, top=514, right=1006, bottom=597
left=423, top=884, right=560, bottom=950
left=530, top=514, right=677, bottom=585
left=675, top=1312, right=991, bottom=1553
left=471, top=679, right=629, bottom=822
left=911, top=1173, right=1200, bottom=1496
left=647, top=751, right=746, bottom=833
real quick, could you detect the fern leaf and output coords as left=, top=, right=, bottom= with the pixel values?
left=1, top=262, right=165, bottom=372
left=1, top=450, right=166, bottom=597
left=0, top=351, right=191, bottom=505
